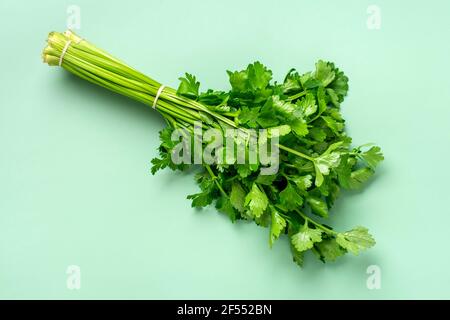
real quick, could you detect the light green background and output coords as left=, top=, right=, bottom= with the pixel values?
left=1, top=0, right=449, bottom=299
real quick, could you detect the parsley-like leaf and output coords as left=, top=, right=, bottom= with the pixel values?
left=280, top=182, right=303, bottom=210
left=297, top=93, right=317, bottom=117
left=314, top=152, right=341, bottom=187
left=177, top=73, right=200, bottom=100
left=316, top=238, right=345, bottom=262
left=359, top=146, right=384, bottom=169
left=336, top=226, right=376, bottom=255
left=307, top=196, right=329, bottom=218
left=291, top=224, right=323, bottom=252
left=244, top=183, right=269, bottom=218
left=314, top=60, right=335, bottom=87
left=230, top=181, right=246, bottom=213
left=291, top=174, right=313, bottom=190
left=269, top=207, right=286, bottom=247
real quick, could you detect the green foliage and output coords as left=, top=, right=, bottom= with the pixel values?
left=43, top=32, right=382, bottom=268
left=244, top=183, right=269, bottom=218
left=336, top=227, right=376, bottom=255
left=177, top=73, right=200, bottom=100
left=269, top=207, right=286, bottom=247
left=280, top=183, right=303, bottom=211
left=291, top=223, right=323, bottom=252
left=154, top=60, right=384, bottom=267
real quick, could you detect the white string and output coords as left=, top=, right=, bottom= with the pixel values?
left=59, top=40, right=72, bottom=67
left=152, top=85, right=166, bottom=110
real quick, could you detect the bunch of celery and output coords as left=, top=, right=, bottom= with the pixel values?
left=43, top=30, right=383, bottom=267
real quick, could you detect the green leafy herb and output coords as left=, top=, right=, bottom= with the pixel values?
left=336, top=227, right=376, bottom=255
left=291, top=223, right=323, bottom=252
left=244, top=184, right=269, bottom=218
left=177, top=73, right=200, bottom=100
left=270, top=207, right=287, bottom=247
left=43, top=30, right=384, bottom=268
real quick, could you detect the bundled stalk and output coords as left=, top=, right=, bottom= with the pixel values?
left=43, top=30, right=384, bottom=267
left=42, top=31, right=239, bottom=131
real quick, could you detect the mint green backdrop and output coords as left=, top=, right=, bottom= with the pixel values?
left=1, top=0, right=449, bottom=299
